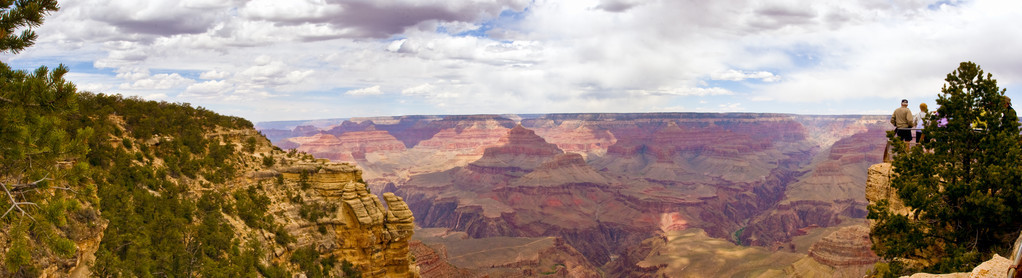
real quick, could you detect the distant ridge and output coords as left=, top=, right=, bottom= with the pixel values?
left=256, top=112, right=887, bottom=130
left=254, top=117, right=348, bottom=130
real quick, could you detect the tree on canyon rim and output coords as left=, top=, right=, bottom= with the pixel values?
left=869, top=61, right=1022, bottom=275
left=1, top=0, right=92, bottom=274
left=1, top=0, right=75, bottom=218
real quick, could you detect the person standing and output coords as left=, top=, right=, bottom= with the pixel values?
left=914, top=103, right=929, bottom=143
left=891, top=99, right=915, bottom=141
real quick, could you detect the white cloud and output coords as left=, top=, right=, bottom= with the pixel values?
left=712, top=70, right=781, bottom=82
left=401, top=83, right=437, bottom=96
left=117, top=72, right=194, bottom=90
left=200, top=70, right=229, bottom=80
left=346, top=85, right=383, bottom=96
left=629, top=87, right=735, bottom=97
left=182, top=80, right=231, bottom=98
left=11, top=0, right=1022, bottom=122
left=77, top=83, right=114, bottom=93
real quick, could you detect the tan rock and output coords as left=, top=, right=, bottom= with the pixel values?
left=902, top=255, right=1010, bottom=278
left=865, top=163, right=910, bottom=220
left=809, top=225, right=879, bottom=267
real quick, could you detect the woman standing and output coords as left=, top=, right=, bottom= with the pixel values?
left=914, top=103, right=929, bottom=143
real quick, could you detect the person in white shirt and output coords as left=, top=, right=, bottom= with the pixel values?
left=914, top=103, right=929, bottom=143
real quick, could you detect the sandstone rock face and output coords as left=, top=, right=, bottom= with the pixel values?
left=904, top=255, right=1011, bottom=278
left=808, top=226, right=879, bottom=267
left=865, top=163, right=910, bottom=219
left=278, top=162, right=419, bottom=278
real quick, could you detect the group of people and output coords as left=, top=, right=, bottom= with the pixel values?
left=891, top=99, right=931, bottom=143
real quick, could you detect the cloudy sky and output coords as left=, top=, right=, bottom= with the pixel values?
left=4, top=0, right=1021, bottom=122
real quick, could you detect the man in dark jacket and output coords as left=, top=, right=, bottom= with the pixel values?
left=891, top=99, right=915, bottom=141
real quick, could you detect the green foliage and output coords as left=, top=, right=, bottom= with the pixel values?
left=263, top=154, right=276, bottom=167
left=233, top=185, right=273, bottom=229
left=299, top=170, right=311, bottom=190
left=341, top=260, right=362, bottom=278
left=5, top=225, right=32, bottom=274
left=244, top=136, right=258, bottom=153
left=300, top=202, right=337, bottom=223
left=869, top=261, right=907, bottom=278
left=869, top=62, right=1022, bottom=273
left=0, top=3, right=323, bottom=276
left=274, top=224, right=296, bottom=245
left=0, top=0, right=59, bottom=53
left=0, top=4, right=102, bottom=275
left=290, top=245, right=341, bottom=278
left=120, top=137, right=132, bottom=149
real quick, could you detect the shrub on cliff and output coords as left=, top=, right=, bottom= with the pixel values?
left=869, top=62, right=1022, bottom=275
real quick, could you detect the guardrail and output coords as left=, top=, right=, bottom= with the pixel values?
left=882, top=128, right=924, bottom=163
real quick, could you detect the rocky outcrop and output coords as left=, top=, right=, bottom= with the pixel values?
left=279, top=162, right=419, bottom=278
left=903, top=255, right=1011, bottom=278
left=865, top=163, right=910, bottom=219
left=408, top=241, right=472, bottom=278
left=808, top=226, right=879, bottom=267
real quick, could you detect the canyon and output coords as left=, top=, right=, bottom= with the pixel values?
left=257, top=113, right=891, bottom=276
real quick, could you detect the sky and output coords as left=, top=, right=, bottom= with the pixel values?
left=4, top=0, right=1022, bottom=123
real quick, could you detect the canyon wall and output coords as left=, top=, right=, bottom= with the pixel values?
left=258, top=113, right=890, bottom=275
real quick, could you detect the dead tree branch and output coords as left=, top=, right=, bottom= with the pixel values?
left=1, top=174, right=66, bottom=220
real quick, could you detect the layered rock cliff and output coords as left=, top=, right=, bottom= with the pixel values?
left=259, top=113, right=892, bottom=275
left=274, top=162, right=418, bottom=277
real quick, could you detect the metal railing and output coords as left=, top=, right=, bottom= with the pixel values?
left=882, top=128, right=924, bottom=163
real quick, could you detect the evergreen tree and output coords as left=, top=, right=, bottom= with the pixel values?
left=869, top=62, right=1022, bottom=275
left=0, top=0, right=73, bottom=218
left=0, top=0, right=59, bottom=53
left=0, top=1, right=99, bottom=276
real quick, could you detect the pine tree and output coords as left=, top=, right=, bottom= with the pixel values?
left=0, top=1, right=99, bottom=276
left=869, top=62, right=1022, bottom=275
left=0, top=0, right=72, bottom=218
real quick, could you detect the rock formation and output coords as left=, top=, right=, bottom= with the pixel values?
left=413, top=230, right=600, bottom=278
left=408, top=241, right=472, bottom=278
left=293, top=128, right=406, bottom=162
left=901, top=255, right=1011, bottom=278
left=865, top=163, right=910, bottom=219
left=741, top=127, right=888, bottom=247
left=278, top=162, right=419, bottom=277
left=808, top=225, right=879, bottom=267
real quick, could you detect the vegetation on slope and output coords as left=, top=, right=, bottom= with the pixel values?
left=1, top=1, right=362, bottom=277
left=869, top=62, right=1021, bottom=276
